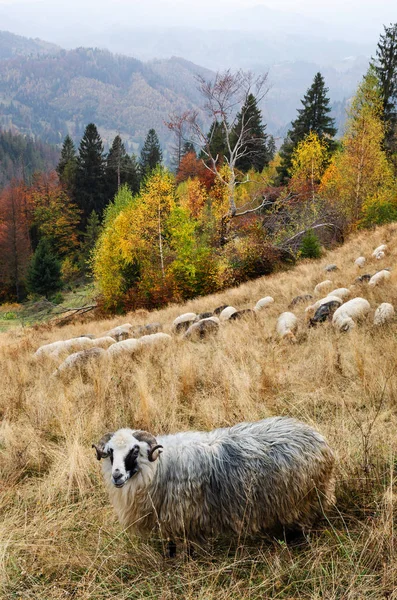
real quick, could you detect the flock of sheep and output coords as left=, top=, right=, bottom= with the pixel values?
left=33, top=242, right=394, bottom=377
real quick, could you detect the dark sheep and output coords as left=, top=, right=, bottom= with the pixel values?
left=289, top=294, right=313, bottom=308
left=309, top=301, right=341, bottom=327
left=229, top=309, right=255, bottom=321
left=184, top=318, right=220, bottom=340
left=213, top=305, right=229, bottom=315
left=355, top=274, right=372, bottom=283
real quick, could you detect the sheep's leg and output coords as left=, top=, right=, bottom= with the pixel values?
left=166, top=540, right=176, bottom=558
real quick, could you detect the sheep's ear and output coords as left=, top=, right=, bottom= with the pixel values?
left=92, top=432, right=114, bottom=460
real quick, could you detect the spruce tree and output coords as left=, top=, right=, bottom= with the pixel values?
left=80, top=210, right=101, bottom=274
left=372, top=23, right=397, bottom=153
left=75, top=123, right=106, bottom=227
left=139, top=129, right=162, bottom=177
left=299, top=229, right=322, bottom=259
left=277, top=73, right=337, bottom=184
left=26, top=238, right=62, bottom=298
left=106, top=135, right=140, bottom=199
left=234, top=93, right=269, bottom=172
left=205, top=121, right=228, bottom=162
left=266, top=135, right=276, bottom=163
left=56, top=135, right=77, bottom=192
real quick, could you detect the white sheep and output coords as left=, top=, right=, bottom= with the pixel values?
left=108, top=338, right=142, bottom=357
left=372, top=244, right=387, bottom=259
left=327, top=288, right=351, bottom=302
left=314, top=280, right=333, bottom=296
left=54, top=347, right=106, bottom=378
left=254, top=296, right=274, bottom=311
left=91, top=336, right=116, bottom=349
left=332, top=298, right=370, bottom=332
left=219, top=306, right=237, bottom=321
left=368, top=270, right=391, bottom=287
left=172, top=312, right=197, bottom=333
left=373, top=303, right=395, bottom=326
left=35, top=337, right=94, bottom=359
left=139, top=333, right=172, bottom=347
left=184, top=317, right=220, bottom=340
left=276, top=312, right=298, bottom=341
left=354, top=257, right=366, bottom=268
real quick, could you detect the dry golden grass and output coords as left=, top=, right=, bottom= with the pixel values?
left=1, top=224, right=397, bottom=599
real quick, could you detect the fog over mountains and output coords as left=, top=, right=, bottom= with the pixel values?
left=0, top=0, right=394, bottom=150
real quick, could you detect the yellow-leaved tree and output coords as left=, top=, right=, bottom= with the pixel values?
left=320, top=68, right=394, bottom=226
left=289, top=132, right=328, bottom=200
left=93, top=170, right=176, bottom=308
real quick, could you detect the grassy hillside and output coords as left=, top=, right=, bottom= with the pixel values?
left=1, top=224, right=397, bottom=599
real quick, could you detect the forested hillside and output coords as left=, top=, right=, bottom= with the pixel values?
left=0, top=30, right=60, bottom=60
left=0, top=45, right=211, bottom=148
left=0, top=128, right=59, bottom=187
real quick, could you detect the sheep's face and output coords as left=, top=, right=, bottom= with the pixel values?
left=93, top=429, right=162, bottom=488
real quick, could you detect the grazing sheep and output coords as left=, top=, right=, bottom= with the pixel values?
left=314, top=280, right=333, bottom=296
left=254, top=296, right=274, bottom=311
left=332, top=298, right=370, bottom=332
left=172, top=313, right=197, bottom=333
left=309, top=300, right=341, bottom=326
left=289, top=294, right=313, bottom=308
left=93, top=417, right=335, bottom=550
left=327, top=288, right=351, bottom=301
left=324, top=264, right=338, bottom=272
left=305, top=295, right=343, bottom=318
left=132, top=323, right=163, bottom=337
left=373, top=303, right=395, bottom=326
left=91, top=336, right=116, bottom=349
left=355, top=274, right=372, bottom=284
left=35, top=337, right=94, bottom=359
left=105, top=324, right=134, bottom=342
left=213, top=305, right=229, bottom=315
left=368, top=270, right=391, bottom=287
left=354, top=257, right=366, bottom=268
left=219, top=306, right=238, bottom=321
left=54, top=347, right=106, bottom=378
left=184, top=318, right=220, bottom=340
left=276, top=312, right=298, bottom=341
left=372, top=244, right=387, bottom=259
left=108, top=338, right=142, bottom=357
left=139, top=333, right=172, bottom=347
left=229, top=309, right=255, bottom=321
left=77, top=334, right=96, bottom=340
left=195, top=312, right=213, bottom=321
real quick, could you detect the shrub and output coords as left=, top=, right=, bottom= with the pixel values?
left=299, top=229, right=322, bottom=259
left=26, top=238, right=62, bottom=299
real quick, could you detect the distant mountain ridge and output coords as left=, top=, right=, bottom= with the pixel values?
left=0, top=31, right=368, bottom=154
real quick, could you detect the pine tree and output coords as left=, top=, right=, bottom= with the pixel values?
left=234, top=93, right=269, bottom=172
left=56, top=135, right=77, bottom=193
left=299, top=230, right=322, bottom=259
left=26, top=238, right=62, bottom=298
left=266, top=135, right=276, bottom=162
left=106, top=135, right=140, bottom=199
left=139, top=129, right=162, bottom=177
left=75, top=124, right=106, bottom=227
left=204, top=121, right=228, bottom=163
left=80, top=210, right=101, bottom=274
left=277, top=73, right=337, bottom=184
left=372, top=23, right=397, bottom=153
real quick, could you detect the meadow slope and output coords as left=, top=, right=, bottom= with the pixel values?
left=1, top=224, right=397, bottom=599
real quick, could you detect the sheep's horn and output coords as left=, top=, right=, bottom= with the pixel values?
left=92, top=432, right=114, bottom=460
left=148, top=444, right=163, bottom=462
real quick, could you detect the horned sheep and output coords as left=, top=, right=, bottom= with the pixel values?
left=93, top=417, right=335, bottom=552
left=332, top=297, right=370, bottom=332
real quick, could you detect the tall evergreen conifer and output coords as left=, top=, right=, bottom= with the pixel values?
left=277, top=73, right=336, bottom=184
left=26, top=238, right=62, bottom=298
left=75, top=124, right=106, bottom=227
left=139, top=129, right=162, bottom=176
left=234, top=93, right=269, bottom=172
left=372, top=23, right=397, bottom=153
left=56, top=135, right=77, bottom=192
left=106, top=135, right=140, bottom=199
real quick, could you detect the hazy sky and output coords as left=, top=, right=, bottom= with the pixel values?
left=0, top=0, right=396, bottom=46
